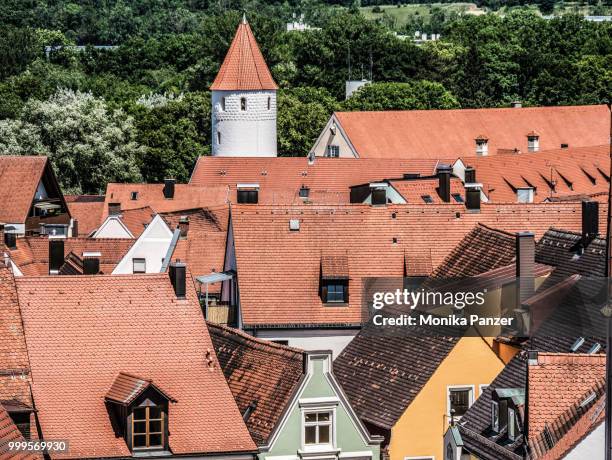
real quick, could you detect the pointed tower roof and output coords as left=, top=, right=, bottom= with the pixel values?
left=211, top=18, right=278, bottom=91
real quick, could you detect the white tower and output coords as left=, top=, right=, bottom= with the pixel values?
left=210, top=16, right=278, bottom=157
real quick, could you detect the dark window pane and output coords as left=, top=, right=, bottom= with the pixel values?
left=305, top=413, right=316, bottom=423
left=149, top=434, right=163, bottom=447
left=149, top=406, right=162, bottom=419
left=149, top=420, right=162, bottom=433
left=319, top=425, right=330, bottom=443
left=133, top=407, right=146, bottom=421
left=133, top=434, right=147, bottom=448
left=305, top=426, right=316, bottom=444
left=371, top=188, right=386, bottom=205
left=318, top=412, right=330, bottom=422
left=450, top=389, right=470, bottom=416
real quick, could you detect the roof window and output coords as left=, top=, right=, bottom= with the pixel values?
left=421, top=195, right=433, bottom=204
left=130, top=191, right=138, bottom=200
left=452, top=193, right=464, bottom=203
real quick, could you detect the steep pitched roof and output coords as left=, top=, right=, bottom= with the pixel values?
left=103, top=183, right=230, bottom=219
left=388, top=177, right=465, bottom=203
left=116, top=206, right=155, bottom=238
left=461, top=145, right=610, bottom=202
left=0, top=404, right=39, bottom=460
left=210, top=18, right=277, bottom=91
left=8, top=237, right=134, bottom=276
left=230, top=202, right=602, bottom=327
left=0, top=156, right=47, bottom=223
left=0, top=267, right=31, bottom=407
left=64, top=195, right=105, bottom=236
left=207, top=322, right=304, bottom=445
left=190, top=156, right=441, bottom=204
left=15, top=274, right=256, bottom=458
left=332, top=105, right=609, bottom=159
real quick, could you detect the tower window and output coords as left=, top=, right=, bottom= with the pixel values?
left=217, top=131, right=221, bottom=145
left=267, top=97, right=271, bottom=110
left=240, top=97, right=247, bottom=111
left=221, top=97, right=226, bottom=111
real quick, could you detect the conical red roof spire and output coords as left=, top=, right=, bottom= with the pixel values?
left=211, top=17, right=278, bottom=91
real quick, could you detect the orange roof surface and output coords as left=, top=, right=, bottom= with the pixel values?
left=0, top=156, right=47, bottom=223
left=15, top=274, right=256, bottom=458
left=163, top=207, right=230, bottom=292
left=0, top=267, right=31, bottom=407
left=333, top=105, right=610, bottom=159
left=0, top=404, right=38, bottom=460
left=116, top=206, right=155, bottom=238
left=463, top=145, right=611, bottom=202
left=8, top=236, right=134, bottom=275
left=190, top=156, right=442, bottom=204
left=528, top=353, right=605, bottom=449
left=210, top=18, right=277, bottom=91
left=64, top=196, right=105, bottom=236
left=389, top=177, right=465, bottom=203
left=231, top=202, right=605, bottom=327
left=103, top=183, right=229, bottom=219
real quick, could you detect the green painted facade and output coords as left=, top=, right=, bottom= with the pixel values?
left=260, top=353, right=381, bottom=460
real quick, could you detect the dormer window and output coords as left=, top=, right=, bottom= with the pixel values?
left=475, top=136, right=488, bottom=156
left=237, top=184, right=259, bottom=204
left=370, top=183, right=388, bottom=206
left=130, top=191, right=138, bottom=200
left=299, top=186, right=310, bottom=199
left=105, top=372, right=174, bottom=454
left=491, top=401, right=499, bottom=432
left=240, top=97, right=247, bottom=111
left=320, top=255, right=349, bottom=305
left=527, top=132, right=539, bottom=152
left=326, top=145, right=340, bottom=158
left=517, top=187, right=534, bottom=203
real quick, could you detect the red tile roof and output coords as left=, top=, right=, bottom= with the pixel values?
left=527, top=353, right=605, bottom=442
left=463, top=145, right=611, bottom=202
left=116, top=206, right=154, bottom=238
left=0, top=267, right=31, bottom=407
left=333, top=105, right=609, bottom=159
left=207, top=322, right=304, bottom=445
left=105, top=372, right=175, bottom=406
left=231, top=202, right=605, bottom=327
left=163, top=207, right=230, bottom=292
left=8, top=237, right=134, bottom=275
left=15, top=274, right=256, bottom=458
left=190, top=156, right=442, bottom=204
left=389, top=177, right=464, bottom=203
left=210, top=19, right=277, bottom=91
left=0, top=404, right=38, bottom=460
left=103, top=183, right=229, bottom=219
left=0, top=157, right=47, bottom=223
left=64, top=195, right=105, bottom=236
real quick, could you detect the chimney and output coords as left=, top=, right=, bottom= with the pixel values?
left=464, top=166, right=476, bottom=184
left=465, top=187, right=480, bottom=211
left=516, top=231, right=535, bottom=304
left=169, top=261, right=186, bottom=299
left=83, top=252, right=101, bottom=275
left=511, top=101, right=522, bottom=108
left=4, top=232, right=17, bottom=250
left=581, top=200, right=598, bottom=244
left=48, top=238, right=65, bottom=274
left=178, top=216, right=189, bottom=239
left=108, top=202, right=121, bottom=216
left=436, top=164, right=452, bottom=203
left=71, top=219, right=79, bottom=237
left=163, top=179, right=176, bottom=199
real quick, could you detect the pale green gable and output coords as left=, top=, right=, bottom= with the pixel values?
left=260, top=351, right=382, bottom=460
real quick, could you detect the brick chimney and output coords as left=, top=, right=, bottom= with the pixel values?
left=436, top=164, right=452, bottom=203
left=48, top=237, right=65, bottom=274
left=83, top=252, right=101, bottom=275
left=178, top=216, right=189, bottom=239
left=163, top=179, right=176, bottom=199
left=465, top=187, right=480, bottom=211
left=464, top=166, right=476, bottom=184
left=169, top=261, right=186, bottom=299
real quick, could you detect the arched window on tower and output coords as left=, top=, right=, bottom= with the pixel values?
left=240, top=97, right=247, bottom=111
left=221, top=97, right=226, bottom=111
left=267, top=97, right=271, bottom=110
left=217, top=131, right=221, bottom=145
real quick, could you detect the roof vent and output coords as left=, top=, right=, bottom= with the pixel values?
left=511, top=101, right=522, bottom=108
left=570, top=337, right=585, bottom=352
left=588, top=343, right=601, bottom=354
left=527, top=350, right=538, bottom=365
left=289, top=219, right=300, bottom=231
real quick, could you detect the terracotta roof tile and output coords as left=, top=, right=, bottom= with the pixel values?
left=231, top=202, right=605, bottom=327
left=116, top=206, right=154, bottom=238
left=0, top=157, right=47, bottom=223
left=389, top=177, right=464, bottom=204
left=210, top=19, right=277, bottom=91
left=0, top=405, right=38, bottom=460
left=64, top=195, right=105, bottom=236
left=105, top=372, right=175, bottom=406
left=464, top=145, right=611, bottom=202
left=15, top=274, right=256, bottom=458
left=190, top=156, right=442, bottom=204
left=333, top=105, right=609, bottom=159
left=208, top=322, right=304, bottom=445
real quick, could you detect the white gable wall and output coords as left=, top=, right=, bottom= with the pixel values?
left=92, top=216, right=134, bottom=239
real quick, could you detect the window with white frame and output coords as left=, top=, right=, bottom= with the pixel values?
left=491, top=401, right=499, bottom=432
left=326, top=145, right=340, bottom=158
left=448, top=386, right=474, bottom=419
left=528, top=135, right=539, bottom=152
left=475, top=139, right=488, bottom=156
left=508, top=408, right=516, bottom=440
left=240, top=97, right=247, bottom=111
left=133, top=258, right=146, bottom=274
left=517, top=187, right=534, bottom=203
left=303, top=411, right=332, bottom=446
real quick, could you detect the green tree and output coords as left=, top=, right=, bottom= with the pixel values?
left=0, top=89, right=143, bottom=194
left=342, top=81, right=459, bottom=111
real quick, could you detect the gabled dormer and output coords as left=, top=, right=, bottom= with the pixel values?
left=491, top=387, right=524, bottom=441
left=105, top=372, right=176, bottom=454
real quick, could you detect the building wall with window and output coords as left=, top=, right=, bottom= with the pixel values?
left=310, top=115, right=358, bottom=158
left=261, top=352, right=381, bottom=460
left=211, top=90, right=277, bottom=157
left=93, top=216, right=134, bottom=239
left=388, top=335, right=504, bottom=460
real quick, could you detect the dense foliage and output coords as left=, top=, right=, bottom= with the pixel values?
left=0, top=2, right=610, bottom=193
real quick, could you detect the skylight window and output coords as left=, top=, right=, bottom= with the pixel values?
left=421, top=195, right=433, bottom=204
left=588, top=343, right=601, bottom=354
left=452, top=193, right=464, bottom=203
left=570, top=337, right=585, bottom=352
